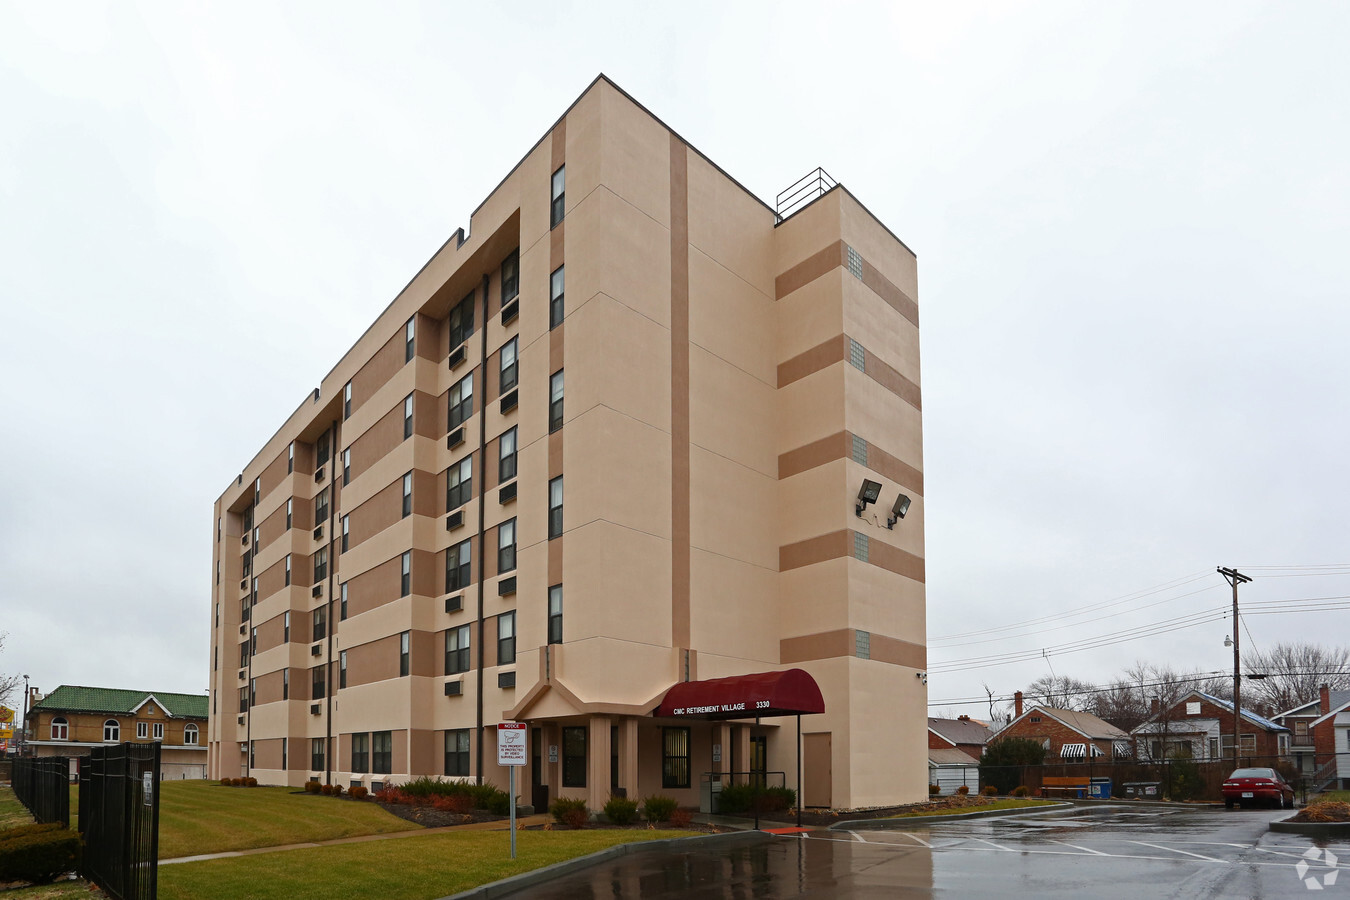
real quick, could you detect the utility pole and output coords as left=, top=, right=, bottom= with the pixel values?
left=1218, top=567, right=1252, bottom=766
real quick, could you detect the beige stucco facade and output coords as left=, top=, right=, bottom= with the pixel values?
left=208, top=76, right=927, bottom=810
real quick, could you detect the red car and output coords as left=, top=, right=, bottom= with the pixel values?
left=1222, top=767, right=1295, bottom=809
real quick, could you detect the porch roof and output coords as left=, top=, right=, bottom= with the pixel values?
left=653, top=668, right=825, bottom=720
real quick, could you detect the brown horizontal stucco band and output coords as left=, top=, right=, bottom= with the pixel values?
left=777, top=333, right=921, bottom=412
left=779, top=529, right=925, bottom=583
left=775, top=240, right=919, bottom=329
left=780, top=629, right=926, bottom=669
left=777, top=431, right=924, bottom=496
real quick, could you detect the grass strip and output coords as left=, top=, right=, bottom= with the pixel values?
left=885, top=798, right=1057, bottom=818
left=0, top=786, right=36, bottom=830
left=156, top=781, right=414, bottom=859
left=158, top=829, right=690, bottom=900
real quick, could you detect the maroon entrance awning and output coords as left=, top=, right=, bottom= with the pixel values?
left=653, top=668, right=825, bottom=720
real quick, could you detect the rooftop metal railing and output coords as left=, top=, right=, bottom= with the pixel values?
left=776, top=168, right=838, bottom=222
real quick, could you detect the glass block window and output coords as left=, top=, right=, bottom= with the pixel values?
left=853, top=532, right=869, bottom=563
left=855, top=629, right=871, bottom=660
left=846, top=245, right=863, bottom=279
left=848, top=338, right=866, bottom=371
left=851, top=434, right=868, bottom=466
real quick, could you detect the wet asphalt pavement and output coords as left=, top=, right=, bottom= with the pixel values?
left=501, top=805, right=1346, bottom=898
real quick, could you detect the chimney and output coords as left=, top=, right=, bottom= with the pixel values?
left=1014, top=691, right=1024, bottom=718
left=1321, top=684, right=1331, bottom=716
left=1151, top=698, right=1160, bottom=715
left=958, top=714, right=970, bottom=721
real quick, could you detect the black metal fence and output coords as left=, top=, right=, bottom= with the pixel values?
left=79, top=742, right=160, bottom=900
left=11, top=755, right=71, bottom=828
left=977, top=753, right=1308, bottom=803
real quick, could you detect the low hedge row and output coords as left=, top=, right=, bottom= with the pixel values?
left=0, top=824, right=82, bottom=884
left=715, top=784, right=796, bottom=816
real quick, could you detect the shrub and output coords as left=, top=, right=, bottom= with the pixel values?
left=0, top=827, right=81, bottom=884
left=350, top=785, right=368, bottom=800
left=669, top=808, right=693, bottom=829
left=715, top=784, right=795, bottom=816
left=220, top=778, right=232, bottom=787
left=305, top=780, right=321, bottom=794
left=642, top=795, right=678, bottom=823
left=1011, top=785, right=1031, bottom=797
left=550, top=797, right=589, bottom=828
left=432, top=794, right=473, bottom=814
left=1296, top=801, right=1350, bottom=823
left=604, top=794, right=639, bottom=825
left=320, top=784, right=333, bottom=796
left=981, top=785, right=999, bottom=796
left=331, top=784, right=344, bottom=797
left=245, top=777, right=258, bottom=787
left=395, top=776, right=511, bottom=813
left=929, top=783, right=942, bottom=796
left=956, top=785, right=970, bottom=795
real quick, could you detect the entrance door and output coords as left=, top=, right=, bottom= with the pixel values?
left=531, top=727, right=548, bottom=811
left=803, top=732, right=832, bottom=808
left=750, top=736, right=767, bottom=788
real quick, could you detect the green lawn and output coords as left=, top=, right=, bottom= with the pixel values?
left=1315, top=790, right=1350, bottom=803
left=159, top=829, right=691, bottom=900
left=0, top=883, right=105, bottom=899
left=885, top=798, right=1057, bottom=818
left=156, top=781, right=415, bottom=859
left=0, top=785, right=35, bottom=829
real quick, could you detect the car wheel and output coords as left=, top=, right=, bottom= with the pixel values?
left=1225, top=799, right=1234, bottom=810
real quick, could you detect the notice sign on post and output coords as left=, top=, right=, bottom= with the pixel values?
left=497, top=723, right=527, bottom=766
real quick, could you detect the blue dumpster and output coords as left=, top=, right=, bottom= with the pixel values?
left=1088, top=779, right=1111, bottom=799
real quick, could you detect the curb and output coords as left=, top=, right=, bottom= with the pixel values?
left=1269, top=816, right=1350, bottom=838
left=436, top=829, right=775, bottom=899
left=830, top=802, right=1072, bottom=831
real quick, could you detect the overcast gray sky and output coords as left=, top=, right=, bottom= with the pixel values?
left=3, top=2, right=1348, bottom=718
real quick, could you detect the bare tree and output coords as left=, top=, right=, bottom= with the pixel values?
left=1243, top=641, right=1350, bottom=714
left=1022, top=674, right=1096, bottom=711
left=0, top=633, right=21, bottom=710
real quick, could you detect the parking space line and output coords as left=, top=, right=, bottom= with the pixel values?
left=900, top=833, right=933, bottom=848
left=1129, top=841, right=1225, bottom=862
left=847, top=831, right=866, bottom=843
left=973, top=838, right=1010, bottom=851
left=1048, top=840, right=1108, bottom=856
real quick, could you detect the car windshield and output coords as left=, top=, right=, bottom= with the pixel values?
left=1230, top=768, right=1274, bottom=779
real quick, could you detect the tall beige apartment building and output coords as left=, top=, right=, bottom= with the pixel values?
left=208, top=76, right=927, bottom=810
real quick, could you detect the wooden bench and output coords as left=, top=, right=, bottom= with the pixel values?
left=1040, top=776, right=1089, bottom=799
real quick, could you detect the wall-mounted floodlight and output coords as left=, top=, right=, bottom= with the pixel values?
left=856, top=479, right=882, bottom=517
left=887, top=493, right=912, bottom=529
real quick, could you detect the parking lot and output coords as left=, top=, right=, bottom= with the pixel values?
left=502, top=805, right=1345, bottom=898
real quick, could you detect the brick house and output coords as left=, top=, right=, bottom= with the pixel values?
left=1130, top=691, right=1288, bottom=762
left=1272, top=685, right=1350, bottom=779
left=928, top=716, right=993, bottom=758
left=24, top=685, right=209, bottom=780
left=995, top=694, right=1130, bottom=760
left=1309, top=684, right=1350, bottom=790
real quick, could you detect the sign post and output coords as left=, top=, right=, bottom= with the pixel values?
left=497, top=723, right=527, bottom=859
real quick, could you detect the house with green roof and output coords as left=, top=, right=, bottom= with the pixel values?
left=25, top=684, right=209, bottom=779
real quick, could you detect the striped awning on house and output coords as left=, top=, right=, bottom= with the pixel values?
left=1061, top=743, right=1087, bottom=758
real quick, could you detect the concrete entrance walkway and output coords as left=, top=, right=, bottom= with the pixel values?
left=159, top=813, right=552, bottom=865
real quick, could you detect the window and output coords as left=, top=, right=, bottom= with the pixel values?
left=500, top=337, right=518, bottom=392
left=352, top=733, right=369, bottom=773
left=317, top=433, right=330, bottom=467
left=498, top=612, right=516, bottom=665
left=499, top=427, right=517, bottom=482
left=282, top=668, right=290, bottom=700
left=137, top=722, right=149, bottom=739
left=1186, top=701, right=1201, bottom=716
left=240, top=642, right=250, bottom=667
left=373, top=731, right=392, bottom=774
left=311, top=666, right=326, bottom=699
left=284, top=554, right=291, bottom=587
left=549, top=370, right=564, bottom=432
left=342, top=448, right=351, bottom=485
left=548, top=585, right=563, bottom=644
left=551, top=164, right=565, bottom=227
left=445, top=729, right=470, bottom=776
left=405, top=316, right=416, bottom=363
left=249, top=741, right=256, bottom=769
left=51, top=717, right=68, bottom=740
left=286, top=498, right=292, bottom=530
left=550, top=265, right=564, bottom=329
left=287, top=442, right=294, bottom=474
left=402, top=472, right=413, bottom=518
left=283, top=610, right=291, bottom=642
left=446, top=456, right=472, bottom=510
left=448, top=291, right=475, bottom=349
left=340, top=582, right=348, bottom=620
left=254, top=476, right=261, bottom=502
left=498, top=518, right=517, bottom=573
left=403, top=393, right=414, bottom=439
left=1296, top=721, right=1309, bottom=737
left=314, top=548, right=328, bottom=583
left=281, top=737, right=288, bottom=770
left=662, top=727, right=691, bottom=789
left=343, top=381, right=352, bottom=419
left=562, top=725, right=586, bottom=787
left=251, top=627, right=257, bottom=656
left=154, top=722, right=164, bottom=741
left=400, top=551, right=412, bottom=597
left=1221, top=734, right=1258, bottom=752
left=448, top=372, right=474, bottom=429
left=313, top=606, right=326, bottom=641
left=315, top=488, right=329, bottom=524
left=501, top=250, right=520, bottom=303
left=548, top=477, right=563, bottom=539
left=250, top=677, right=257, bottom=707
left=446, top=625, right=471, bottom=674
left=311, top=737, right=325, bottom=771
left=446, top=539, right=471, bottom=591
left=399, top=631, right=410, bottom=677
left=184, top=724, right=199, bottom=745
left=238, top=687, right=248, bottom=712
left=339, top=651, right=348, bottom=689
left=341, top=515, right=349, bottom=552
